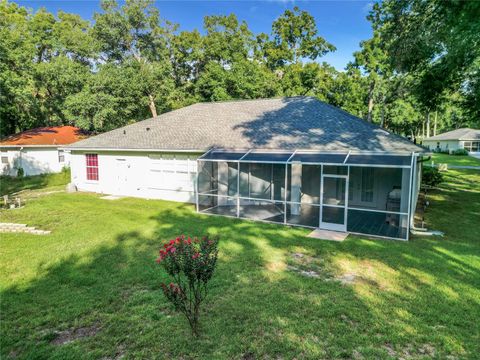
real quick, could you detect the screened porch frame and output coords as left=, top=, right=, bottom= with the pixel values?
left=196, top=149, right=417, bottom=240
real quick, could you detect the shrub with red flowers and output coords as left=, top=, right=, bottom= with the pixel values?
left=156, top=235, right=219, bottom=336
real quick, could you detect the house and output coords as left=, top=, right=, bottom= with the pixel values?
left=422, top=128, right=480, bottom=155
left=66, top=97, right=427, bottom=240
left=0, top=126, right=86, bottom=176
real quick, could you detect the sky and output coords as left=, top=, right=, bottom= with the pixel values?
left=15, top=0, right=374, bottom=71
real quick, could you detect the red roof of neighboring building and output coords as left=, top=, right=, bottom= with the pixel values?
left=0, top=126, right=87, bottom=146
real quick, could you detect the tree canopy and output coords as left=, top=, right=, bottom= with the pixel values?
left=0, top=0, right=478, bottom=138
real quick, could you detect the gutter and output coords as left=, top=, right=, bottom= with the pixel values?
left=62, top=147, right=428, bottom=156
left=61, top=147, right=206, bottom=153
left=0, top=145, right=62, bottom=148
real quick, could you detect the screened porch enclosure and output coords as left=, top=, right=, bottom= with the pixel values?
left=197, top=150, right=415, bottom=240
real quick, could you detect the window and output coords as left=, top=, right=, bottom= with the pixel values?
left=464, top=141, right=479, bottom=152
left=86, top=154, right=99, bottom=181
left=1, top=151, right=8, bottom=164
left=58, top=150, right=65, bottom=163
left=148, top=154, right=197, bottom=191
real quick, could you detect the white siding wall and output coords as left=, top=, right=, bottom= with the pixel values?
left=422, top=140, right=461, bottom=153
left=70, top=151, right=201, bottom=203
left=0, top=147, right=69, bottom=176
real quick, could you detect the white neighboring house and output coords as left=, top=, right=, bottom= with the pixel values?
left=66, top=97, right=428, bottom=240
left=422, top=128, right=480, bottom=155
left=0, top=126, right=86, bottom=177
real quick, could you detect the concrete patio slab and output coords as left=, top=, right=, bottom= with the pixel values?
left=100, top=195, right=124, bottom=200
left=308, top=229, right=348, bottom=241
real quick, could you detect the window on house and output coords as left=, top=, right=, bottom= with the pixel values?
left=464, top=141, right=479, bottom=152
left=148, top=154, right=197, bottom=191
left=58, top=150, right=65, bottom=163
left=1, top=152, right=8, bottom=164
left=86, top=154, right=99, bottom=181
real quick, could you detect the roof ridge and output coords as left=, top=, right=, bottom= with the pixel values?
left=195, top=96, right=311, bottom=105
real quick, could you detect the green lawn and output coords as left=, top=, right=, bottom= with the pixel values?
left=1, top=170, right=479, bottom=359
left=430, top=153, right=480, bottom=167
left=0, top=169, right=71, bottom=196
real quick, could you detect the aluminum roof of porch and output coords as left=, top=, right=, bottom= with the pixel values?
left=198, top=149, right=415, bottom=168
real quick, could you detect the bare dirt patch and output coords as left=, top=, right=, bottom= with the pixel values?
left=50, top=323, right=101, bottom=345
left=287, top=252, right=333, bottom=279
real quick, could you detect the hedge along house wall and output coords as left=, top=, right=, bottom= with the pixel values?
left=196, top=150, right=419, bottom=240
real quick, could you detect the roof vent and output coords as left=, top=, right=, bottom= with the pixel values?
left=146, top=127, right=150, bottom=131
left=375, top=128, right=389, bottom=135
left=123, top=130, right=126, bottom=135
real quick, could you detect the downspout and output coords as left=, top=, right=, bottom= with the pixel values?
left=409, top=154, right=444, bottom=236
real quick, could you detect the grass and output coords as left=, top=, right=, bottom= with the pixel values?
left=0, top=170, right=479, bottom=359
left=0, top=169, right=71, bottom=196
left=430, top=153, right=480, bottom=167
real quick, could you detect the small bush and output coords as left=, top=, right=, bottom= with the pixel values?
left=452, top=149, right=468, bottom=156
left=156, top=235, right=219, bottom=336
left=422, top=166, right=444, bottom=187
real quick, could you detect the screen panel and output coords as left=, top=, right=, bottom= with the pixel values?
left=346, top=154, right=412, bottom=166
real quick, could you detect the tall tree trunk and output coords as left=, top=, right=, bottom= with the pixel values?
left=367, top=80, right=375, bottom=122
left=426, top=112, right=430, bottom=138
left=422, top=121, right=425, bottom=139
left=433, top=111, right=438, bottom=136
left=148, top=94, right=158, bottom=118
left=380, top=106, right=385, bottom=128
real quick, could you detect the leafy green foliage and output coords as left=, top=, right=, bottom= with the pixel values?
left=0, top=0, right=477, bottom=138
left=422, top=166, right=444, bottom=187
left=372, top=0, right=480, bottom=130
left=452, top=149, right=468, bottom=156
left=157, top=235, right=219, bottom=336
left=266, top=6, right=336, bottom=67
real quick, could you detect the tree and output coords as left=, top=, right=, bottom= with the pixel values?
left=0, top=0, right=37, bottom=136
left=0, top=1, right=94, bottom=136
left=156, top=235, right=219, bottom=336
left=328, top=67, right=368, bottom=119
left=65, top=63, right=150, bottom=132
left=372, top=0, right=480, bottom=128
left=262, top=6, right=335, bottom=68
left=353, top=33, right=390, bottom=122
left=203, top=14, right=253, bottom=64
left=92, top=0, right=174, bottom=118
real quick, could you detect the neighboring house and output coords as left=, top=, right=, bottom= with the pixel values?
left=422, top=128, right=480, bottom=155
left=0, top=126, right=86, bottom=176
left=67, top=97, right=427, bottom=240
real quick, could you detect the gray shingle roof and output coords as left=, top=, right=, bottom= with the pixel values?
left=67, top=97, right=425, bottom=153
left=423, top=128, right=480, bottom=141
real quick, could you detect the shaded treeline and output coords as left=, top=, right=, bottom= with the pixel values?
left=1, top=0, right=478, bottom=138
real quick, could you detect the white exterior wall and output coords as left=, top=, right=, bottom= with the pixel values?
left=70, top=151, right=201, bottom=203
left=422, top=139, right=461, bottom=153
left=0, top=146, right=70, bottom=176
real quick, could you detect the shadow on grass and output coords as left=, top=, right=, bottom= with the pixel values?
left=1, top=194, right=479, bottom=359
left=0, top=170, right=70, bottom=196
